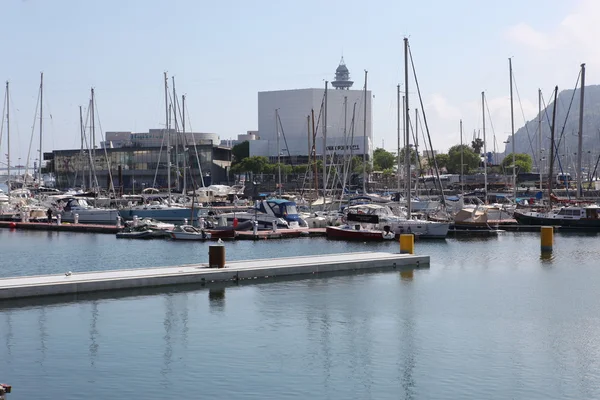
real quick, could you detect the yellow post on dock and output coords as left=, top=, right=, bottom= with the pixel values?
left=540, top=226, right=553, bottom=252
left=400, top=234, right=414, bottom=254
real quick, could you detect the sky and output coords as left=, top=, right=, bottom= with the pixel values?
left=0, top=0, right=596, bottom=167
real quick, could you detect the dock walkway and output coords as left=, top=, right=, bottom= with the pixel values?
left=0, top=252, right=429, bottom=300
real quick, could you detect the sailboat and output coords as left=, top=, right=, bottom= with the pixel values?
left=119, top=74, right=202, bottom=225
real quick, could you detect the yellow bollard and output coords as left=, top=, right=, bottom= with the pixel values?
left=400, top=234, right=414, bottom=254
left=540, top=226, right=553, bottom=252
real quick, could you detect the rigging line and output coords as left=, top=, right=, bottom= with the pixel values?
left=276, top=112, right=293, bottom=165
left=182, top=97, right=205, bottom=189
left=92, top=93, right=116, bottom=197
left=484, top=96, right=498, bottom=163
left=511, top=70, right=538, bottom=170
left=25, top=87, right=41, bottom=179
left=552, top=72, right=581, bottom=165
left=407, top=42, right=445, bottom=205
left=8, top=91, right=23, bottom=165
left=541, top=88, right=568, bottom=183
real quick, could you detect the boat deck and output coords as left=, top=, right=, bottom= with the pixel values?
left=0, top=251, right=429, bottom=300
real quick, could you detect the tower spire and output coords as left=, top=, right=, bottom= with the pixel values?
left=332, top=57, right=354, bottom=90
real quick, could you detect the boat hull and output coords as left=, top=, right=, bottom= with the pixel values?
left=61, top=210, right=120, bottom=225
left=326, top=226, right=395, bottom=241
left=119, top=208, right=200, bottom=225
left=514, top=211, right=600, bottom=229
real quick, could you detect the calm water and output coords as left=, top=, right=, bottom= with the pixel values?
left=2, top=231, right=600, bottom=399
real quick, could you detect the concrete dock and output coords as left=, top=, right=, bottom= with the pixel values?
left=0, top=221, right=121, bottom=234
left=0, top=252, right=429, bottom=300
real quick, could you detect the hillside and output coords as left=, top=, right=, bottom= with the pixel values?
left=506, top=85, right=600, bottom=169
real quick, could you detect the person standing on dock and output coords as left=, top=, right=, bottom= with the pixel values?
left=46, top=208, right=52, bottom=224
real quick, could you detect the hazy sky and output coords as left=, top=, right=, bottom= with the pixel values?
left=0, top=0, right=595, bottom=166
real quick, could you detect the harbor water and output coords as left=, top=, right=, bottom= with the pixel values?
left=2, top=230, right=600, bottom=399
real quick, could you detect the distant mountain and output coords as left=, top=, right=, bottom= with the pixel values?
left=506, top=85, right=600, bottom=170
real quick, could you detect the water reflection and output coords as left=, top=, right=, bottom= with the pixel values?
left=89, top=302, right=99, bottom=369
left=400, top=269, right=414, bottom=281
left=161, top=294, right=175, bottom=385
left=208, top=288, right=226, bottom=313
left=4, top=311, right=13, bottom=358
left=400, top=273, right=416, bottom=400
left=38, top=308, right=48, bottom=369
left=540, top=251, right=554, bottom=263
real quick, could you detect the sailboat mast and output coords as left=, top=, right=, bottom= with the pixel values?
left=548, top=87, right=558, bottom=207
left=577, top=63, right=586, bottom=198
left=509, top=58, right=516, bottom=200
left=276, top=108, right=281, bottom=196
left=538, top=89, right=543, bottom=191
left=39, top=72, right=43, bottom=185
left=79, top=106, right=85, bottom=189
left=164, top=72, right=171, bottom=205
left=5, top=81, right=10, bottom=197
left=182, top=94, right=186, bottom=194
left=91, top=88, right=95, bottom=163
left=362, top=71, right=368, bottom=194
left=172, top=76, right=179, bottom=193
left=323, top=81, right=328, bottom=198
left=482, top=91, right=488, bottom=203
left=396, top=85, right=402, bottom=198
left=404, top=38, right=411, bottom=218
left=414, top=108, right=419, bottom=192
left=460, top=119, right=464, bottom=194
left=311, top=109, right=318, bottom=195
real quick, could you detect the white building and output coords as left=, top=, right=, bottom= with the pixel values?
left=251, top=59, right=373, bottom=161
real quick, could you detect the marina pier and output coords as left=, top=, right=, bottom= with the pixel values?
left=0, top=251, right=429, bottom=300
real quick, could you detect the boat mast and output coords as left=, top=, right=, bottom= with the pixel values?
left=343, top=95, right=348, bottom=195
left=404, top=38, right=411, bottom=218
left=311, top=109, right=318, bottom=196
left=538, top=88, right=542, bottom=191
left=548, top=87, right=558, bottom=207
left=323, top=80, right=328, bottom=198
left=397, top=85, right=401, bottom=197
left=39, top=72, right=43, bottom=185
left=5, top=81, right=10, bottom=197
left=172, top=76, right=179, bottom=193
left=79, top=106, right=85, bottom=189
left=509, top=58, right=516, bottom=200
left=482, top=91, right=488, bottom=203
left=164, top=72, right=171, bottom=206
left=182, top=94, right=186, bottom=194
left=414, top=108, right=419, bottom=192
left=276, top=108, right=281, bottom=197
left=577, top=63, right=585, bottom=198
left=362, top=71, right=368, bottom=195
left=460, top=119, right=464, bottom=194
left=91, top=88, right=95, bottom=166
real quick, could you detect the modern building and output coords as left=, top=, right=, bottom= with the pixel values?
left=250, top=59, right=373, bottom=163
left=46, top=129, right=231, bottom=191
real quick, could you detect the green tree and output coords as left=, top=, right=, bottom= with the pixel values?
left=237, top=156, right=269, bottom=174
left=231, top=141, right=249, bottom=164
left=351, top=156, right=373, bottom=174
left=447, top=145, right=480, bottom=174
left=373, top=148, right=396, bottom=170
left=398, top=146, right=418, bottom=166
left=433, top=153, right=449, bottom=171
left=471, top=138, right=484, bottom=155
left=501, top=153, right=533, bottom=173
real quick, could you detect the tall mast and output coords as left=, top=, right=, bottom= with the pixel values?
left=172, top=76, right=180, bottom=193
left=276, top=109, right=281, bottom=197
left=509, top=58, right=516, bottom=199
left=39, top=72, right=43, bottom=184
left=404, top=38, right=411, bottom=218
left=362, top=70, right=368, bottom=194
left=343, top=95, right=348, bottom=188
left=5, top=81, right=10, bottom=197
left=482, top=91, right=488, bottom=203
left=311, top=109, right=318, bottom=195
left=460, top=119, right=464, bottom=194
left=79, top=106, right=85, bottom=189
left=548, top=87, right=558, bottom=206
left=323, top=80, right=328, bottom=198
left=164, top=72, right=171, bottom=205
left=577, top=63, right=586, bottom=198
left=182, top=94, right=186, bottom=194
left=397, top=85, right=401, bottom=196
left=538, top=89, right=543, bottom=191
left=414, top=108, right=419, bottom=192
left=91, top=88, right=95, bottom=163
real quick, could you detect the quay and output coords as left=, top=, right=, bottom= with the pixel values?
left=0, top=252, right=429, bottom=300
left=0, top=221, right=121, bottom=234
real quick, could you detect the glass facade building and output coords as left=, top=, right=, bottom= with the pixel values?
left=47, top=145, right=231, bottom=191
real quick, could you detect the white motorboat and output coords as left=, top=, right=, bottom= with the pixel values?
left=220, top=199, right=308, bottom=229
left=343, top=203, right=449, bottom=238
left=170, top=225, right=212, bottom=241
